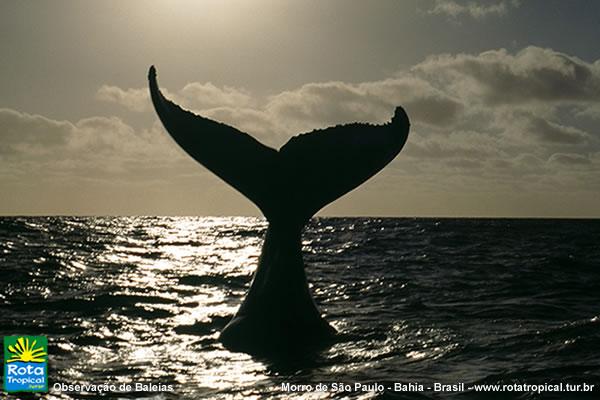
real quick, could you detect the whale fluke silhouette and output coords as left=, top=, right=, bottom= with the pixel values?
left=148, top=66, right=410, bottom=356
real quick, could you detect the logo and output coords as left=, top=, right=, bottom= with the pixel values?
left=3, top=336, right=48, bottom=393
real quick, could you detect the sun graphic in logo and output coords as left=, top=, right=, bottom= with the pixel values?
left=6, top=337, right=47, bottom=363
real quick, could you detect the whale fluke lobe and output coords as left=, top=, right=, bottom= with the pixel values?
left=279, top=106, right=409, bottom=223
left=148, top=66, right=280, bottom=219
left=149, top=66, right=410, bottom=356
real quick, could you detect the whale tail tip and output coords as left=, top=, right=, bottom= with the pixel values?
left=392, top=106, right=410, bottom=127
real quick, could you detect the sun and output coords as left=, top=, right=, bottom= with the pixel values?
left=7, top=337, right=47, bottom=363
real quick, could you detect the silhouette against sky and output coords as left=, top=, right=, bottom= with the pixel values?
left=149, top=66, right=409, bottom=354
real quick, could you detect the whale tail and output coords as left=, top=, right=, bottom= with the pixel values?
left=148, top=66, right=410, bottom=224
left=149, top=66, right=410, bottom=355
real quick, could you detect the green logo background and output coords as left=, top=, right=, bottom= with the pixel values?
left=3, top=336, right=48, bottom=393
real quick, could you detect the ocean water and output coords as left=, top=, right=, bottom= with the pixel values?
left=1, top=216, right=599, bottom=399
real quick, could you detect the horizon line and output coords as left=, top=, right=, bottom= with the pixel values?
left=1, top=214, right=599, bottom=220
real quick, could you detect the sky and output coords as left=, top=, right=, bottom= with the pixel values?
left=1, top=0, right=599, bottom=217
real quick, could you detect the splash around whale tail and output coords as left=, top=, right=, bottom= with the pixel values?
left=148, top=66, right=409, bottom=225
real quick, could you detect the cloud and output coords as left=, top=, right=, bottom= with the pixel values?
left=266, top=77, right=463, bottom=132
left=96, top=86, right=150, bottom=112
left=415, top=47, right=600, bottom=106
left=576, top=104, right=600, bottom=120
left=179, top=82, right=253, bottom=109
left=524, top=115, right=588, bottom=144
left=97, top=81, right=254, bottom=113
left=0, top=108, right=73, bottom=155
left=548, top=153, right=591, bottom=166
left=0, top=108, right=186, bottom=180
left=404, top=131, right=501, bottom=161
left=428, top=0, right=520, bottom=20
left=200, top=107, right=283, bottom=145
left=102, top=47, right=599, bottom=143
left=72, top=46, right=600, bottom=211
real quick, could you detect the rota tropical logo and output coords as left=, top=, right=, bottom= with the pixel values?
left=3, top=336, right=48, bottom=393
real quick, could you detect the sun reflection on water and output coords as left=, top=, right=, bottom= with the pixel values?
left=81, top=217, right=273, bottom=398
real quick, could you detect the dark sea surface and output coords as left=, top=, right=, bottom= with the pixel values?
left=1, top=217, right=599, bottom=399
